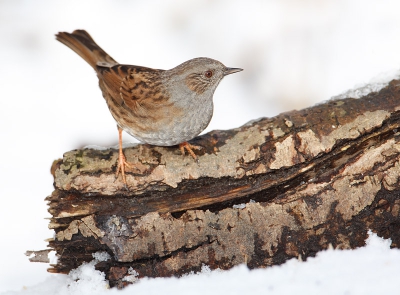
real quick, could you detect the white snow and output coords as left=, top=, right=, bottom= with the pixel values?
left=332, top=69, right=400, bottom=100
left=2, top=0, right=400, bottom=293
left=232, top=203, right=247, bottom=209
left=48, top=251, right=58, bottom=265
left=91, top=252, right=111, bottom=263
left=122, top=268, right=140, bottom=284
left=2, top=231, right=399, bottom=295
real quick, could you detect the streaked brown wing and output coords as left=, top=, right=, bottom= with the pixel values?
left=97, top=64, right=168, bottom=117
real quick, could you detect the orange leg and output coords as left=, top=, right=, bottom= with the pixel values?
left=179, top=142, right=200, bottom=161
left=115, top=127, right=133, bottom=185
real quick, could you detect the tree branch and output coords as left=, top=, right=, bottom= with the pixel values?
left=38, top=79, right=400, bottom=288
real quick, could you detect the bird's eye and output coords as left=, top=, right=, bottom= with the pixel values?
left=204, top=70, right=213, bottom=78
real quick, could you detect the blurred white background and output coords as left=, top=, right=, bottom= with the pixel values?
left=2, top=0, right=400, bottom=292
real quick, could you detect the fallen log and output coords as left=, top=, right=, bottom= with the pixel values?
left=32, top=79, right=400, bottom=288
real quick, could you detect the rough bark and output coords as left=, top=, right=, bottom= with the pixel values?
left=34, top=80, right=400, bottom=288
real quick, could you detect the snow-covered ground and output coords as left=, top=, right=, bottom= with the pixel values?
left=4, top=232, right=400, bottom=295
left=2, top=0, right=400, bottom=293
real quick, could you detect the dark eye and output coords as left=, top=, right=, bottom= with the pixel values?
left=204, top=70, right=213, bottom=78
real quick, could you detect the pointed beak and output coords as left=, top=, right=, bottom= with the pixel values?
left=224, top=67, right=243, bottom=76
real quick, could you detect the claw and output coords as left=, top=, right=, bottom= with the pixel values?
left=179, top=142, right=201, bottom=162
left=115, top=127, right=134, bottom=185
left=115, top=148, right=129, bottom=185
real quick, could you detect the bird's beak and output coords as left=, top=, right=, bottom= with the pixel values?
left=224, top=67, right=243, bottom=76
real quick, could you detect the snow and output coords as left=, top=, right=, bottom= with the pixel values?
left=91, top=252, right=111, bottom=263
left=332, top=69, right=400, bottom=100
left=2, top=231, right=400, bottom=295
left=122, top=267, right=140, bottom=284
left=2, top=0, right=400, bottom=293
left=232, top=203, right=247, bottom=209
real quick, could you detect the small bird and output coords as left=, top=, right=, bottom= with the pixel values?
left=56, top=30, right=242, bottom=184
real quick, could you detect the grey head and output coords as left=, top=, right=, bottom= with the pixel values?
left=163, top=57, right=243, bottom=104
left=144, top=57, right=242, bottom=146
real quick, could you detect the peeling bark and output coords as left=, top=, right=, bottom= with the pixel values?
left=37, top=80, right=400, bottom=288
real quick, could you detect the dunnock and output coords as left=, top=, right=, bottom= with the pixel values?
left=56, top=30, right=242, bottom=184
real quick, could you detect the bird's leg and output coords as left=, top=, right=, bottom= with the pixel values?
left=115, top=126, right=134, bottom=185
left=179, top=142, right=201, bottom=162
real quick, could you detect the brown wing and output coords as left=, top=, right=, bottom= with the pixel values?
left=97, top=64, right=169, bottom=120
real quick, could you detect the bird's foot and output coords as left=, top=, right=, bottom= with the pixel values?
left=179, top=142, right=202, bottom=163
left=115, top=149, right=135, bottom=186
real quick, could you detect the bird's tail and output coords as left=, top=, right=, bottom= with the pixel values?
left=56, top=30, right=117, bottom=69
